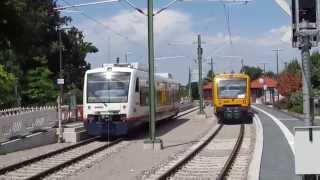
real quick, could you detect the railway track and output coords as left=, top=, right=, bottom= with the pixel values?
left=146, top=123, right=249, bottom=180
left=0, top=105, right=198, bottom=180
left=0, top=138, right=122, bottom=179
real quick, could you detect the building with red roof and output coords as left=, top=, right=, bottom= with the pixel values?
left=251, top=76, right=278, bottom=104
left=203, top=82, right=213, bottom=103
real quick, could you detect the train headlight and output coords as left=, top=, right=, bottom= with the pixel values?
left=122, top=105, right=126, bottom=109
left=106, top=73, right=112, bottom=79
left=87, top=115, right=95, bottom=122
left=88, top=105, right=91, bottom=110
left=120, top=114, right=127, bottom=121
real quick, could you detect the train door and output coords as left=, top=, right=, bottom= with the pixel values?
left=134, top=76, right=140, bottom=106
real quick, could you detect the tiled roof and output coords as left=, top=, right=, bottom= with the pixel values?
left=203, top=82, right=213, bottom=90
left=251, top=76, right=277, bottom=89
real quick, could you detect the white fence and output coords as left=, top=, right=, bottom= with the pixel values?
left=0, top=106, right=83, bottom=143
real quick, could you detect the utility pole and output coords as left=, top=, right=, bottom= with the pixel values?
left=301, top=35, right=314, bottom=127
left=188, top=66, right=192, bottom=101
left=262, top=63, right=266, bottom=73
left=116, top=57, right=120, bottom=64
left=144, top=0, right=162, bottom=149
left=284, top=62, right=288, bottom=70
left=197, top=34, right=205, bottom=114
left=260, top=62, right=267, bottom=104
left=210, top=57, right=214, bottom=80
left=273, top=48, right=282, bottom=102
left=57, top=26, right=64, bottom=143
left=241, top=59, right=244, bottom=71
left=108, top=36, right=111, bottom=61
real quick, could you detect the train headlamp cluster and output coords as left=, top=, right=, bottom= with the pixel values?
left=106, top=73, right=112, bottom=79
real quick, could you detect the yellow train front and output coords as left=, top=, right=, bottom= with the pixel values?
left=213, top=73, right=252, bottom=123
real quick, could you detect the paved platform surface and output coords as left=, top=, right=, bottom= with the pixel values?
left=68, top=107, right=217, bottom=180
left=253, top=104, right=304, bottom=180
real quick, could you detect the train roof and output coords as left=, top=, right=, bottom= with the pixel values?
left=85, top=63, right=179, bottom=84
left=214, top=73, right=249, bottom=79
left=86, top=63, right=148, bottom=73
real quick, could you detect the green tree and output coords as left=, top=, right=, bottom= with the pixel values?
left=241, top=65, right=263, bottom=80
left=310, top=52, right=320, bottom=90
left=206, top=70, right=215, bottom=80
left=0, top=0, right=97, bottom=106
left=191, top=82, right=199, bottom=100
left=0, top=65, right=16, bottom=107
left=22, top=67, right=57, bottom=105
left=179, top=85, right=188, bottom=98
left=265, top=71, right=275, bottom=78
left=284, top=59, right=301, bottom=74
left=50, top=27, right=98, bottom=91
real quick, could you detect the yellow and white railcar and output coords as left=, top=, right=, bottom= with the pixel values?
left=213, top=73, right=252, bottom=123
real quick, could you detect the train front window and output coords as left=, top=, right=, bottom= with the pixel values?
left=218, top=79, right=246, bottom=99
left=87, top=72, right=131, bottom=103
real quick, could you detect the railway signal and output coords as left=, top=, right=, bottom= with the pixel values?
left=291, top=0, right=319, bottom=127
left=289, top=0, right=320, bottom=179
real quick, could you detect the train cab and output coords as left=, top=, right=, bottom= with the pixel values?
left=213, top=73, right=252, bottom=123
left=83, top=63, right=180, bottom=137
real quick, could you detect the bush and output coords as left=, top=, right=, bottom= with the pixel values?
left=288, top=91, right=303, bottom=114
left=273, top=98, right=290, bottom=110
left=273, top=91, right=303, bottom=114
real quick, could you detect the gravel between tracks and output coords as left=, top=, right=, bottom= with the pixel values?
left=68, top=107, right=216, bottom=180
left=226, top=124, right=255, bottom=180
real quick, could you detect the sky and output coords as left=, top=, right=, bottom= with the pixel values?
left=57, top=0, right=302, bottom=84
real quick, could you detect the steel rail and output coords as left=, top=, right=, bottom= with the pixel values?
left=0, top=136, right=100, bottom=175
left=156, top=123, right=245, bottom=180
left=156, top=124, right=224, bottom=180
left=0, top=103, right=195, bottom=179
left=175, top=107, right=198, bottom=119
left=26, top=138, right=122, bottom=180
left=217, top=124, right=245, bottom=180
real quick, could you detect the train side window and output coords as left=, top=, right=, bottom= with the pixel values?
left=135, top=78, right=139, bottom=92
left=140, top=86, right=148, bottom=106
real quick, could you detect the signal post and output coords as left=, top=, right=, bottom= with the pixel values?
left=291, top=1, right=320, bottom=179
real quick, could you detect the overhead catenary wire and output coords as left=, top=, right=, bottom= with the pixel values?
left=60, top=0, right=145, bottom=48
left=223, top=3, right=233, bottom=45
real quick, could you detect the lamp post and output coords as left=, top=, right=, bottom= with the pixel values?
left=258, top=62, right=268, bottom=104
left=57, top=26, right=71, bottom=143
left=272, top=48, right=283, bottom=102
left=125, top=52, right=132, bottom=63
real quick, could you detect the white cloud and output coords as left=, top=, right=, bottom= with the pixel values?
left=77, top=9, right=298, bottom=84
left=255, top=25, right=291, bottom=46
left=98, top=9, right=194, bottom=44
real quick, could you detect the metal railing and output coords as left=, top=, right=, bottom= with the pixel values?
left=0, top=106, right=56, bottom=117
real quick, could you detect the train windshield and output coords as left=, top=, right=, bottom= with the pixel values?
left=87, top=72, right=131, bottom=103
left=218, top=79, right=246, bottom=99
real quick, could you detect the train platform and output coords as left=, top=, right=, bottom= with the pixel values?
left=253, top=104, right=305, bottom=180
